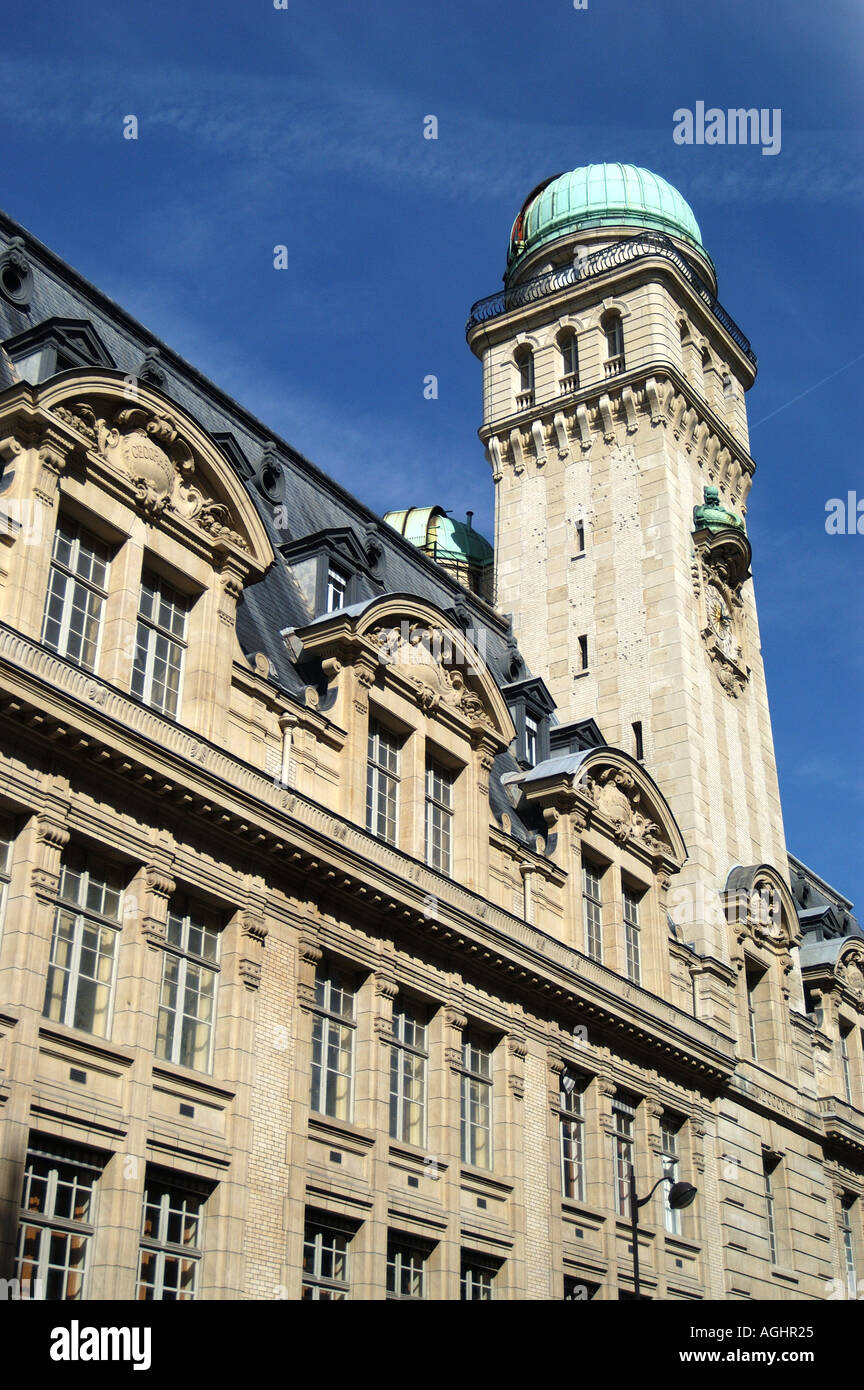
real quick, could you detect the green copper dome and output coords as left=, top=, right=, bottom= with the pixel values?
left=507, top=164, right=705, bottom=275
left=384, top=507, right=493, bottom=568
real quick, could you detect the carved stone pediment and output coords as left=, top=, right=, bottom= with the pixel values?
left=52, top=398, right=249, bottom=551
left=582, top=766, right=670, bottom=854
left=370, top=623, right=488, bottom=725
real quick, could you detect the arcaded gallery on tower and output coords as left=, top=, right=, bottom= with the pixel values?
left=0, top=163, right=860, bottom=1302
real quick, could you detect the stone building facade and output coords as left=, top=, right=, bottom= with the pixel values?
left=0, top=164, right=860, bottom=1301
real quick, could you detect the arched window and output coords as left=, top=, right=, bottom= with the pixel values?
left=514, top=346, right=535, bottom=406
left=558, top=331, right=579, bottom=392
left=602, top=314, right=625, bottom=376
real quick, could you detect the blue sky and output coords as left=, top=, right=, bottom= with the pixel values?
left=2, top=0, right=861, bottom=907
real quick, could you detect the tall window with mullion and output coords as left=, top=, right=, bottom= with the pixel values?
left=660, top=1114, right=683, bottom=1235
left=156, top=896, right=221, bottom=1073
left=389, top=996, right=428, bottom=1146
left=559, top=1069, right=586, bottom=1202
left=612, top=1092, right=638, bottom=1217
left=623, top=885, right=642, bottom=985
left=310, top=968, right=356, bottom=1121
left=42, top=851, right=123, bottom=1038
left=15, top=1139, right=104, bottom=1300
left=460, top=1030, right=493, bottom=1168
left=582, top=861, right=604, bottom=963
left=461, top=1253, right=498, bottom=1300
left=302, top=1215, right=353, bottom=1299
left=425, top=757, right=454, bottom=875
left=41, top=514, right=110, bottom=671
left=841, top=1194, right=858, bottom=1296
left=130, top=569, right=189, bottom=719
left=366, top=720, right=400, bottom=845
left=137, top=1172, right=206, bottom=1300
left=386, top=1235, right=429, bottom=1300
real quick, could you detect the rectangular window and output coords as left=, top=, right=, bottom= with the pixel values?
left=425, top=758, right=454, bottom=875
left=366, top=721, right=400, bottom=845
left=460, top=1031, right=493, bottom=1169
left=326, top=565, right=348, bottom=614
left=632, top=720, right=644, bottom=761
left=623, top=886, right=642, bottom=985
left=461, top=1254, right=498, bottom=1300
left=763, top=1157, right=778, bottom=1265
left=746, top=969, right=761, bottom=1062
left=578, top=634, right=589, bottom=671
left=137, top=1173, right=206, bottom=1300
left=840, top=1027, right=854, bottom=1105
left=525, top=715, right=539, bottom=767
left=582, top=862, right=603, bottom=963
left=15, top=1138, right=104, bottom=1299
left=612, top=1092, right=637, bottom=1217
left=302, top=1216, right=352, bottom=1299
left=41, top=515, right=110, bottom=672
left=660, top=1116, right=682, bottom=1236
left=841, top=1196, right=858, bottom=1297
left=130, top=569, right=188, bottom=719
left=310, top=968, right=356, bottom=1121
left=575, top=520, right=585, bottom=554
left=389, top=997, right=428, bottom=1147
left=386, top=1235, right=429, bottom=1300
left=0, top=814, right=13, bottom=934
left=155, top=897, right=221, bottom=1073
left=559, top=1070, right=586, bottom=1202
left=42, top=852, right=123, bottom=1038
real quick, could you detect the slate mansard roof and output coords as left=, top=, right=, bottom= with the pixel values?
left=0, top=210, right=548, bottom=850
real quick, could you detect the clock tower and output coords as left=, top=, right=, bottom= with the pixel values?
left=467, top=163, right=789, bottom=957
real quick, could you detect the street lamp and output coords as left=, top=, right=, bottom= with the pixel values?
left=628, top=1165, right=697, bottom=1299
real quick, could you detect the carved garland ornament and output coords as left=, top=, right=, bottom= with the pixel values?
left=581, top=767, right=670, bottom=855
left=52, top=400, right=249, bottom=552
left=369, top=623, right=489, bottom=727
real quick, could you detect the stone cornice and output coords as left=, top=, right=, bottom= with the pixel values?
left=480, top=364, right=754, bottom=509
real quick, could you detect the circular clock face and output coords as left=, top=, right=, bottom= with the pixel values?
left=706, top=585, right=736, bottom=655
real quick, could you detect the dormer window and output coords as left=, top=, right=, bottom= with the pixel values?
left=502, top=676, right=554, bottom=769
left=280, top=528, right=381, bottom=619
left=3, top=318, right=113, bottom=384
left=326, top=565, right=348, bottom=614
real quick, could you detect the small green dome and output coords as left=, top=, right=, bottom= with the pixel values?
left=507, top=164, right=704, bottom=275
left=384, top=507, right=493, bottom=568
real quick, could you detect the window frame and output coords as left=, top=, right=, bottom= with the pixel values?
left=130, top=568, right=190, bottom=720
left=622, top=884, right=642, bottom=985
left=41, top=513, right=111, bottom=673
left=582, top=860, right=604, bottom=963
left=386, top=1233, right=430, bottom=1300
left=460, top=1253, right=498, bottom=1301
left=310, top=967, right=357, bottom=1122
left=389, top=996, right=428, bottom=1148
left=559, top=1069, right=586, bottom=1203
left=15, top=1140, right=104, bottom=1300
left=460, top=1030, right=494, bottom=1169
left=302, top=1216, right=353, bottom=1300
left=425, top=756, right=454, bottom=876
left=155, top=895, right=222, bottom=1074
left=366, top=719, right=401, bottom=847
left=612, top=1092, right=638, bottom=1218
left=136, top=1173, right=206, bottom=1301
left=42, top=852, right=124, bottom=1039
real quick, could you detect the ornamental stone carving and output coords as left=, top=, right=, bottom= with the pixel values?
left=370, top=623, right=489, bottom=727
left=51, top=399, right=249, bottom=551
left=582, top=767, right=668, bottom=853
